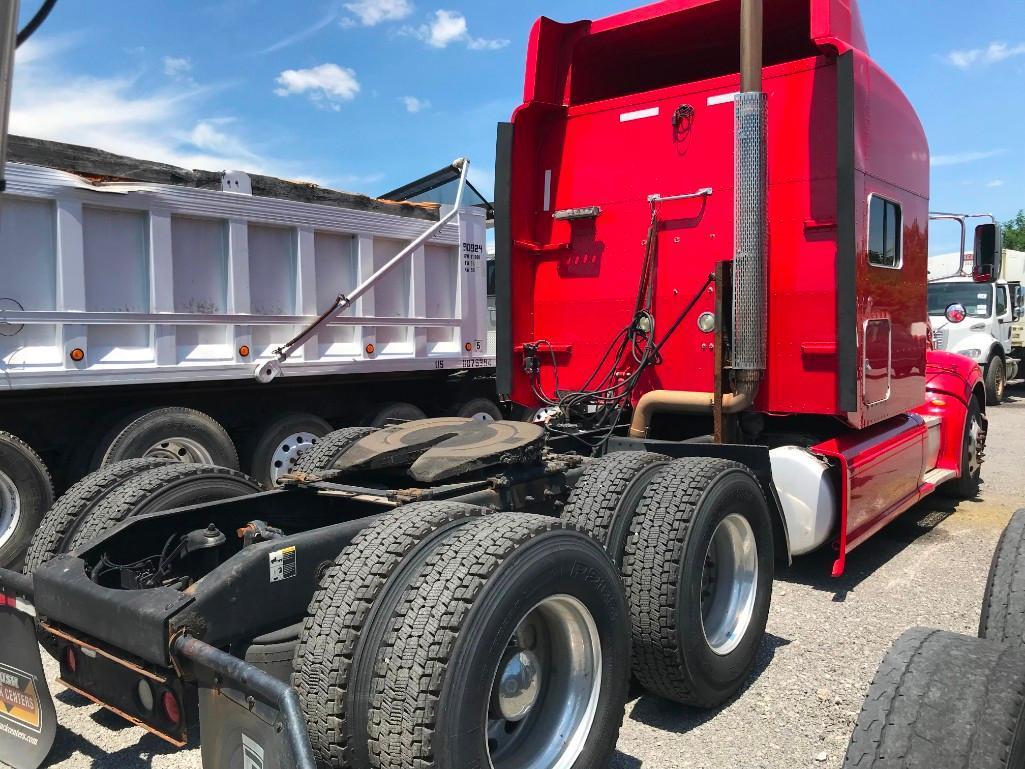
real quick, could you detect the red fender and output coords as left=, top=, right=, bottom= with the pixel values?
left=917, top=349, right=986, bottom=477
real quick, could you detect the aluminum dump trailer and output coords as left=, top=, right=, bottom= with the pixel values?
left=0, top=139, right=497, bottom=566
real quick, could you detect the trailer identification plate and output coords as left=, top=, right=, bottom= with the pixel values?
left=269, top=546, right=297, bottom=583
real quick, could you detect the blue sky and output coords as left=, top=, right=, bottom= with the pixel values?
left=10, top=0, right=1025, bottom=252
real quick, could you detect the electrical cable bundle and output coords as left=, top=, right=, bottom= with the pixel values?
left=528, top=206, right=714, bottom=449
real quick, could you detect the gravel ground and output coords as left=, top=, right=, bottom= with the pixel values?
left=6, top=387, right=1024, bottom=769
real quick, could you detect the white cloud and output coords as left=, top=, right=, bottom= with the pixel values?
left=259, top=9, right=339, bottom=55
left=931, top=149, right=1005, bottom=167
left=400, top=95, right=430, bottom=113
left=12, top=37, right=294, bottom=177
left=274, top=63, right=360, bottom=110
left=988, top=179, right=1006, bottom=188
left=409, top=10, right=508, bottom=51
left=946, top=41, right=1025, bottom=69
left=345, top=0, right=413, bottom=26
left=163, top=56, right=192, bottom=79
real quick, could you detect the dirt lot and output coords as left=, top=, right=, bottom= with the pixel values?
left=7, top=386, right=1024, bottom=769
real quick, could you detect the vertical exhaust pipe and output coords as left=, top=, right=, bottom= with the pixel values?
left=732, top=0, right=767, bottom=392
left=0, top=0, right=18, bottom=192
left=628, top=0, right=767, bottom=438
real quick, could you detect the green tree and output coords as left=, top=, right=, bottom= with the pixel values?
left=1006, top=210, right=1025, bottom=251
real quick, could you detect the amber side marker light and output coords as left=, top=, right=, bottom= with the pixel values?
left=931, top=399, right=947, bottom=408
left=365, top=343, right=376, bottom=355
left=70, top=348, right=85, bottom=362
left=238, top=345, right=250, bottom=358
left=464, top=342, right=473, bottom=352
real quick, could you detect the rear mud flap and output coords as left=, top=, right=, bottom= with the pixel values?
left=0, top=600, right=56, bottom=769
left=199, top=685, right=295, bottom=769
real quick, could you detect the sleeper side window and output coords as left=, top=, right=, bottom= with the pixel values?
left=868, top=196, right=902, bottom=269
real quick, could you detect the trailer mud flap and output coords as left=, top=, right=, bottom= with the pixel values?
left=198, top=686, right=294, bottom=769
left=0, top=600, right=56, bottom=769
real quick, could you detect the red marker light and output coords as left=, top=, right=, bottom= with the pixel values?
left=161, top=691, right=181, bottom=727
left=64, top=646, right=78, bottom=675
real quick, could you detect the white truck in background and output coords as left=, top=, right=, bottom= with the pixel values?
left=927, top=214, right=1025, bottom=405
left=0, top=136, right=499, bottom=568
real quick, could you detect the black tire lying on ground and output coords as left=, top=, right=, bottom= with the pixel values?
left=562, top=451, right=670, bottom=564
left=293, top=500, right=487, bottom=769
left=844, top=628, right=1025, bottom=769
left=623, top=457, right=774, bottom=708
left=23, top=458, right=168, bottom=574
left=980, top=508, right=1025, bottom=648
left=63, top=463, right=260, bottom=552
left=291, top=426, right=376, bottom=476
left=100, top=406, right=240, bottom=469
left=0, top=431, right=55, bottom=570
left=246, top=412, right=333, bottom=488
left=366, top=514, right=631, bottom=769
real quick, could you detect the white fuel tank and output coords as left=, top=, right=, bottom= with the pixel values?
left=769, top=446, right=838, bottom=557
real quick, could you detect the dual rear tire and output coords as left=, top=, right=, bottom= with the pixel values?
left=293, top=503, right=631, bottom=769
left=563, top=452, right=774, bottom=708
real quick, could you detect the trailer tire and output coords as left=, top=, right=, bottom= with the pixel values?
left=246, top=412, right=333, bottom=487
left=293, top=500, right=487, bottom=769
left=63, top=464, right=260, bottom=552
left=0, top=433, right=54, bottom=570
left=366, top=514, right=630, bottom=769
left=291, top=426, right=377, bottom=476
left=364, top=402, right=426, bottom=428
left=986, top=356, right=1006, bottom=406
left=242, top=623, right=302, bottom=684
left=980, top=508, right=1025, bottom=648
left=561, top=451, right=671, bottom=564
left=100, top=407, right=240, bottom=469
left=945, top=396, right=985, bottom=499
left=23, top=458, right=168, bottom=574
left=843, top=628, right=1025, bottom=769
left=455, top=397, right=503, bottom=422
left=623, top=457, right=773, bottom=707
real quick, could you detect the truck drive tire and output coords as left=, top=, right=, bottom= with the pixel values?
left=843, top=628, right=1025, bottom=769
left=623, top=457, right=774, bottom=708
left=63, top=463, right=260, bottom=552
left=562, top=451, right=671, bottom=564
left=242, top=622, right=303, bottom=684
left=23, top=458, right=169, bottom=574
left=365, top=402, right=426, bottom=428
left=986, top=357, right=1006, bottom=406
left=945, top=396, right=985, bottom=500
left=364, top=514, right=630, bottom=769
left=980, top=508, right=1025, bottom=648
left=246, top=412, right=333, bottom=488
left=100, top=407, right=240, bottom=470
left=0, top=432, right=54, bottom=570
left=294, top=501, right=487, bottom=769
left=291, top=426, right=377, bottom=476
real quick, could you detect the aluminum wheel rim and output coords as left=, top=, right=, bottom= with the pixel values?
left=701, top=513, right=758, bottom=656
left=269, top=431, right=320, bottom=484
left=143, top=437, right=213, bottom=464
left=486, top=594, right=602, bottom=769
left=967, top=416, right=983, bottom=476
left=0, top=470, right=20, bottom=550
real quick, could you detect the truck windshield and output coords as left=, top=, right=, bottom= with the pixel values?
left=928, top=283, right=992, bottom=318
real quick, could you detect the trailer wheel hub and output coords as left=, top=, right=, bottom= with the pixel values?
left=701, top=513, right=758, bottom=656
left=269, top=431, right=319, bottom=484
left=0, top=469, right=20, bottom=549
left=494, top=649, right=541, bottom=721
left=144, top=437, right=214, bottom=464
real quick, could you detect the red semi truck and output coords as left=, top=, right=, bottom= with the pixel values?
left=0, top=2, right=995, bottom=769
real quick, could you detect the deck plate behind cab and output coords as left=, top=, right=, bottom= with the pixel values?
left=334, top=418, right=545, bottom=482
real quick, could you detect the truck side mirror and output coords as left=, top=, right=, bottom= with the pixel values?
left=1016, top=286, right=1025, bottom=321
left=973, top=223, right=1002, bottom=282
